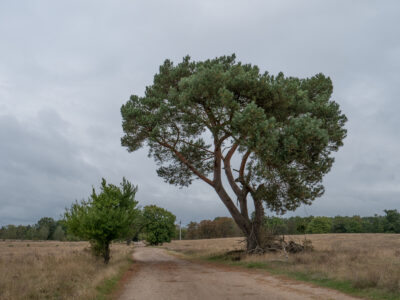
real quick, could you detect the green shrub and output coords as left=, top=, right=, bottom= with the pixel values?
left=143, top=205, right=176, bottom=245
left=64, top=178, right=139, bottom=263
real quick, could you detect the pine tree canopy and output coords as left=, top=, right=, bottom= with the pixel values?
left=121, top=54, right=347, bottom=216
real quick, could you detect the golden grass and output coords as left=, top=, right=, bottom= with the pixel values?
left=0, top=240, right=133, bottom=300
left=163, top=234, right=400, bottom=293
left=163, top=237, right=244, bottom=256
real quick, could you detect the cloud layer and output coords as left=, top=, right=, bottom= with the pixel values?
left=1, top=0, right=399, bottom=225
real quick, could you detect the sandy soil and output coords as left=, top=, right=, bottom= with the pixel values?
left=119, top=246, right=361, bottom=300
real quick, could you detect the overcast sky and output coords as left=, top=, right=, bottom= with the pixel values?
left=1, top=0, right=399, bottom=226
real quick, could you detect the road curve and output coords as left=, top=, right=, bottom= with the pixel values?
left=119, top=247, right=360, bottom=300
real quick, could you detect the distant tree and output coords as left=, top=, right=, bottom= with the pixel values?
left=213, top=217, right=242, bottom=237
left=383, top=209, right=400, bottom=233
left=296, top=223, right=307, bottom=234
left=346, top=216, right=363, bottom=233
left=285, top=217, right=297, bottom=234
left=306, top=217, right=332, bottom=234
left=285, top=216, right=308, bottom=234
left=121, top=54, right=347, bottom=251
left=37, top=226, right=50, bottom=240
left=51, top=225, right=65, bottom=241
left=56, top=219, right=68, bottom=232
left=24, top=225, right=36, bottom=240
left=263, top=216, right=288, bottom=235
left=197, top=220, right=216, bottom=239
left=142, top=205, right=176, bottom=245
left=3, top=225, right=17, bottom=239
left=186, top=221, right=199, bottom=239
left=361, top=215, right=385, bottom=233
left=127, top=210, right=146, bottom=242
left=14, top=225, right=26, bottom=239
left=64, top=178, right=139, bottom=263
left=332, top=216, right=347, bottom=233
left=182, top=218, right=242, bottom=239
left=300, top=216, right=315, bottom=234
left=36, top=217, right=56, bottom=240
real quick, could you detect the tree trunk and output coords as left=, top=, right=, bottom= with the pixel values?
left=249, top=198, right=265, bottom=250
left=228, top=198, right=265, bottom=252
left=103, top=242, right=110, bottom=264
left=212, top=184, right=266, bottom=251
left=243, top=219, right=264, bottom=251
left=213, top=141, right=265, bottom=252
left=246, top=230, right=260, bottom=251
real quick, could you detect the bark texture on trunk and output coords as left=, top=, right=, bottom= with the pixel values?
left=246, top=231, right=261, bottom=251
left=214, top=191, right=265, bottom=251
left=103, top=243, right=110, bottom=264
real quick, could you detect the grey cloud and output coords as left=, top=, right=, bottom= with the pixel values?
left=0, top=111, right=100, bottom=225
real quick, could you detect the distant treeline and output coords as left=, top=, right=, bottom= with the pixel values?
left=261, top=209, right=400, bottom=235
left=178, top=209, right=400, bottom=239
left=181, top=217, right=243, bottom=240
left=0, top=217, right=69, bottom=241
left=2, top=209, right=399, bottom=241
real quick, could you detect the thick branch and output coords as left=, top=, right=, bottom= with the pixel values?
left=223, top=143, right=242, bottom=197
left=222, top=144, right=251, bottom=221
left=238, top=191, right=249, bottom=220
left=236, top=150, right=255, bottom=198
left=213, top=141, right=251, bottom=233
left=239, top=150, right=251, bottom=179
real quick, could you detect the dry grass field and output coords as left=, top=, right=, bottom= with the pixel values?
left=0, top=240, right=133, bottom=300
left=163, top=234, right=400, bottom=296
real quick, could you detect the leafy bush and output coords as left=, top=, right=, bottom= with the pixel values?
left=143, top=205, right=175, bottom=245
left=64, top=178, right=139, bottom=263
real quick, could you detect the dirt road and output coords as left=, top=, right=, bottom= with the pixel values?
left=119, top=247, right=360, bottom=300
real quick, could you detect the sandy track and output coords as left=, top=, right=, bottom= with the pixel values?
left=119, top=247, right=360, bottom=300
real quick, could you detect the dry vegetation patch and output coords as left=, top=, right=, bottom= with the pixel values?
left=0, top=240, right=133, bottom=300
left=164, top=234, right=400, bottom=295
left=163, top=237, right=244, bottom=256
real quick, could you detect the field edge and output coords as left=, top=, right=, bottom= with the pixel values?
left=95, top=253, right=135, bottom=300
left=167, top=249, right=400, bottom=300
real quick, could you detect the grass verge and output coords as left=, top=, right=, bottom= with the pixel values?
left=162, top=236, right=400, bottom=300
left=205, top=253, right=400, bottom=300
left=96, top=255, right=134, bottom=300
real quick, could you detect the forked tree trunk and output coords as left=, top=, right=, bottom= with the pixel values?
left=220, top=200, right=264, bottom=252
left=243, top=220, right=264, bottom=251
left=215, top=188, right=265, bottom=252
left=246, top=230, right=261, bottom=251
left=171, top=137, right=268, bottom=252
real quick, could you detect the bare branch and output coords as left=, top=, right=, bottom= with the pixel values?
left=156, top=138, right=214, bottom=187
